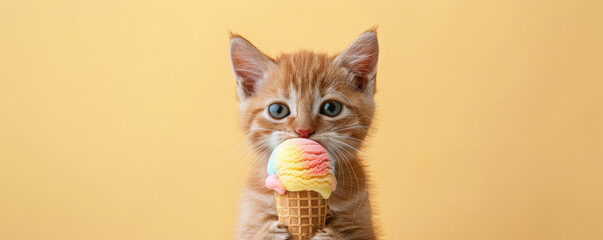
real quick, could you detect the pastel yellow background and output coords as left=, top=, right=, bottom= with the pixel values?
left=1, top=0, right=602, bottom=239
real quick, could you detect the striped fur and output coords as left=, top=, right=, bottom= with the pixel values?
left=230, top=30, right=379, bottom=240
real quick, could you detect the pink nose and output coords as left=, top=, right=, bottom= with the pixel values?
left=296, top=129, right=314, bottom=138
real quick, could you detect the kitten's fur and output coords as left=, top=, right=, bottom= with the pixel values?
left=230, top=30, right=379, bottom=240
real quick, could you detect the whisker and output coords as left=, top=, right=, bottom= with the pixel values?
left=330, top=142, right=359, bottom=203
left=319, top=116, right=353, bottom=134
left=331, top=138, right=372, bottom=164
left=333, top=125, right=370, bottom=132
left=325, top=145, right=347, bottom=200
left=239, top=150, right=269, bottom=184
left=234, top=149, right=269, bottom=195
left=215, top=131, right=246, bottom=149
left=334, top=144, right=368, bottom=220
left=339, top=146, right=360, bottom=205
left=330, top=138, right=370, bottom=219
left=218, top=138, right=266, bottom=184
left=218, top=137, right=255, bottom=168
left=232, top=143, right=269, bottom=190
left=336, top=135, right=368, bottom=145
left=334, top=135, right=384, bottom=170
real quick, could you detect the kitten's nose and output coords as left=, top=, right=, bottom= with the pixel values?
left=296, top=129, right=314, bottom=138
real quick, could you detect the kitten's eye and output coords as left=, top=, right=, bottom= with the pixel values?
left=268, top=103, right=290, bottom=119
left=320, top=100, right=343, bottom=117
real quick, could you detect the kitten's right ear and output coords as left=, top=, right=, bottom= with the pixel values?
left=229, top=34, right=275, bottom=100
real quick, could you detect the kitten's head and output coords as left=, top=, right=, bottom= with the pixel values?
left=229, top=30, right=378, bottom=160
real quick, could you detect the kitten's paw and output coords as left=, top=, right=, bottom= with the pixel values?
left=254, top=220, right=290, bottom=240
left=310, top=227, right=343, bottom=240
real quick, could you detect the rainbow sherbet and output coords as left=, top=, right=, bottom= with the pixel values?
left=265, top=138, right=336, bottom=199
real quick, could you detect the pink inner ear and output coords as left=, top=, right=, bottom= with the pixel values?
left=231, top=52, right=263, bottom=97
left=232, top=61, right=260, bottom=96
left=230, top=37, right=274, bottom=98
left=347, top=52, right=376, bottom=91
left=336, top=32, right=379, bottom=92
left=353, top=75, right=366, bottom=91
left=349, top=48, right=378, bottom=76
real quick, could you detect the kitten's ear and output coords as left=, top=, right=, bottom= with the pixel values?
left=334, top=30, right=379, bottom=95
left=229, top=34, right=275, bottom=100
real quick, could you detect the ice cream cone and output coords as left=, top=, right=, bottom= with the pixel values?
left=274, top=191, right=328, bottom=240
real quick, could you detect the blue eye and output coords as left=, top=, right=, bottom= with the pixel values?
left=320, top=100, right=343, bottom=117
left=268, top=103, right=290, bottom=119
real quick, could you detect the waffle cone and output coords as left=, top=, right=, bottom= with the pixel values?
left=274, top=191, right=328, bottom=240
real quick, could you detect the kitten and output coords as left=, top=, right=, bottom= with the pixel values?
left=230, top=29, right=379, bottom=240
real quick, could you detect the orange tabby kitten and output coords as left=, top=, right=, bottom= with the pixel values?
left=230, top=29, right=379, bottom=239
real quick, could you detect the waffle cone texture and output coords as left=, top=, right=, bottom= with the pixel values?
left=274, top=191, right=328, bottom=240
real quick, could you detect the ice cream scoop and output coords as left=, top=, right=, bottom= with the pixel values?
left=265, top=138, right=336, bottom=199
left=266, top=138, right=337, bottom=240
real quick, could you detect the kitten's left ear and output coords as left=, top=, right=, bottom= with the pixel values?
left=334, top=30, right=379, bottom=95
